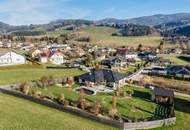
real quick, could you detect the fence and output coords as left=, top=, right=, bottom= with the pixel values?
left=0, top=86, right=176, bottom=130
left=123, top=117, right=176, bottom=130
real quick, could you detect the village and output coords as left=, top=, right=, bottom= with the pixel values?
left=0, top=32, right=189, bottom=130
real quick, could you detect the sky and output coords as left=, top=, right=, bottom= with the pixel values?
left=0, top=0, right=190, bottom=25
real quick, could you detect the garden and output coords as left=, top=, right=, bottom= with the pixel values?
left=14, top=75, right=158, bottom=123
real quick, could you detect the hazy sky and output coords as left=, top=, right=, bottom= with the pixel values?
left=0, top=0, right=190, bottom=25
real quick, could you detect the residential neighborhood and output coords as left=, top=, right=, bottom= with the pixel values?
left=0, top=1, right=190, bottom=130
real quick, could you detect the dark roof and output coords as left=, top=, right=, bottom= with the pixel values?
left=138, top=52, right=155, bottom=56
left=167, top=65, right=190, bottom=75
left=152, top=67, right=166, bottom=71
left=154, top=87, right=174, bottom=97
left=77, top=69, right=126, bottom=83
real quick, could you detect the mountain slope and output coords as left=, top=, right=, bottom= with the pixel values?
left=95, top=13, right=190, bottom=26
left=127, top=13, right=190, bottom=26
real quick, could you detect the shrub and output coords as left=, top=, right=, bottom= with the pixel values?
left=40, top=76, right=49, bottom=87
left=127, top=90, right=134, bottom=97
left=78, top=89, right=86, bottom=110
left=108, top=96, right=118, bottom=119
left=19, top=82, right=31, bottom=95
left=91, top=101, right=101, bottom=116
left=58, top=94, right=65, bottom=104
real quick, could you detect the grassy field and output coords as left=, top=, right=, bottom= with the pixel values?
left=32, top=85, right=157, bottom=120
left=0, top=93, right=117, bottom=130
left=77, top=26, right=176, bottom=48
left=158, top=54, right=190, bottom=65
left=0, top=65, right=84, bottom=85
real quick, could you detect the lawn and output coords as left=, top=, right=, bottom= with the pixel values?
left=151, top=95, right=190, bottom=130
left=158, top=54, right=190, bottom=65
left=0, top=93, right=117, bottom=130
left=77, top=26, right=176, bottom=48
left=32, top=85, right=157, bottom=121
left=0, top=64, right=84, bottom=85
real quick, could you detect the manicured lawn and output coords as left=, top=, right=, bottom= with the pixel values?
left=0, top=65, right=84, bottom=85
left=32, top=85, right=157, bottom=120
left=0, top=93, right=117, bottom=130
left=77, top=26, right=176, bottom=48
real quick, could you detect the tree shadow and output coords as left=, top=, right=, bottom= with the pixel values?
left=133, top=90, right=152, bottom=102
left=174, top=97, right=190, bottom=115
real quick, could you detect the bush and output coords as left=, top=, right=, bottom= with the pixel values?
left=127, top=90, right=134, bottom=97
left=19, top=82, right=31, bottom=95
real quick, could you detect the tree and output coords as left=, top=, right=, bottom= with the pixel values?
left=108, top=96, right=118, bottom=119
left=78, top=89, right=86, bottom=110
left=58, top=93, right=65, bottom=104
left=127, top=90, right=134, bottom=97
left=91, top=101, right=101, bottom=116
left=19, top=82, right=31, bottom=95
left=158, top=41, right=164, bottom=53
left=40, top=76, right=49, bottom=88
left=67, top=77, right=74, bottom=89
left=84, top=55, right=92, bottom=67
left=137, top=44, right=143, bottom=52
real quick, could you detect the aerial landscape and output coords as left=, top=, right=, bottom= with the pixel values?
left=0, top=0, right=190, bottom=130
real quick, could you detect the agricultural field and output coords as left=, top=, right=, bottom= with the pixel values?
left=77, top=26, right=176, bottom=48
left=0, top=93, right=116, bottom=130
left=144, top=75, right=190, bottom=93
left=0, top=64, right=84, bottom=85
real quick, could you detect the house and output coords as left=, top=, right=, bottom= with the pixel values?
left=125, top=53, right=140, bottom=61
left=50, top=51, right=64, bottom=65
left=151, top=66, right=167, bottom=75
left=172, top=48, right=183, bottom=54
left=151, top=87, right=174, bottom=104
left=116, top=47, right=128, bottom=56
left=138, top=52, right=157, bottom=61
left=101, top=56, right=127, bottom=68
left=31, top=49, right=42, bottom=58
left=0, top=51, right=26, bottom=66
left=39, top=53, right=49, bottom=64
left=76, top=69, right=126, bottom=89
left=155, top=59, right=172, bottom=66
left=167, top=65, right=190, bottom=78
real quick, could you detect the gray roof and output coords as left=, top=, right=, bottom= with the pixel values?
left=77, top=69, right=126, bottom=83
left=167, top=65, right=190, bottom=75
left=154, top=87, right=174, bottom=97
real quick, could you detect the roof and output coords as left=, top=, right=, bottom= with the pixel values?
left=167, top=65, right=190, bottom=75
left=77, top=69, right=126, bottom=83
left=152, top=67, right=166, bottom=71
left=154, top=87, right=174, bottom=97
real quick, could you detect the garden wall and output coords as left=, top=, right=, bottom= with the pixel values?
left=0, top=86, right=176, bottom=130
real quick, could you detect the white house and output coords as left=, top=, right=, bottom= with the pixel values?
left=125, top=53, right=140, bottom=61
left=39, top=53, right=49, bottom=64
left=0, top=51, right=26, bottom=66
left=50, top=51, right=64, bottom=65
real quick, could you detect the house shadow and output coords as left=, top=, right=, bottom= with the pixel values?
left=133, top=90, right=152, bottom=102
left=174, top=97, right=190, bottom=115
